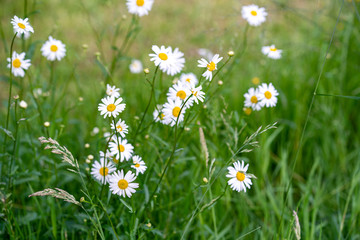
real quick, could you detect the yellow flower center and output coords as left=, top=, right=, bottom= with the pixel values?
left=158, top=53, right=168, bottom=61
left=118, top=144, right=125, bottom=152
left=191, top=90, right=198, bottom=97
left=270, top=47, right=277, bottom=52
left=116, top=125, right=123, bottom=132
left=12, top=59, right=21, bottom=68
left=186, top=78, right=191, bottom=83
left=99, top=167, right=109, bottom=176
left=136, top=0, right=145, bottom=6
left=207, top=61, right=216, bottom=71
left=243, top=107, right=252, bottom=116
left=252, top=77, right=260, bottom=85
left=50, top=45, right=58, bottom=52
left=160, top=113, right=165, bottom=120
left=107, top=103, right=116, bottom=112
left=250, top=10, right=257, bottom=16
left=250, top=96, right=258, bottom=104
left=135, top=163, right=140, bottom=168
left=113, top=157, right=119, bottom=164
left=236, top=172, right=245, bottom=181
left=172, top=106, right=181, bottom=117
left=18, top=22, right=26, bottom=29
left=264, top=91, right=272, bottom=99
left=176, top=90, right=186, bottom=100
left=118, top=179, right=128, bottom=189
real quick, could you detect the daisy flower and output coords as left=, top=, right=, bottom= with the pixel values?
left=258, top=83, right=279, bottom=107
left=40, top=36, right=66, bottom=61
left=91, top=157, right=116, bottom=184
left=149, top=45, right=185, bottom=76
left=226, top=160, right=254, bottom=192
left=162, top=99, right=186, bottom=127
left=126, top=0, right=154, bottom=17
left=261, top=45, right=282, bottom=59
left=180, top=73, right=198, bottom=87
left=131, top=155, right=147, bottom=175
left=190, top=85, right=205, bottom=104
left=11, top=15, right=34, bottom=36
left=241, top=5, right=267, bottom=27
left=244, top=88, right=262, bottom=111
left=98, top=96, right=125, bottom=118
left=198, top=54, right=223, bottom=81
left=106, top=84, right=120, bottom=98
left=129, top=59, right=143, bottom=73
left=7, top=51, right=31, bottom=77
left=109, top=170, right=139, bottom=198
left=167, top=82, right=193, bottom=107
left=111, top=119, right=129, bottom=138
left=153, top=105, right=169, bottom=124
left=108, top=136, right=134, bottom=162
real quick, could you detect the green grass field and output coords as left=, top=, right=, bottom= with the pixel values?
left=1, top=0, right=360, bottom=239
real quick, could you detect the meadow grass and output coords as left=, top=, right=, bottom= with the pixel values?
left=1, top=0, right=360, bottom=239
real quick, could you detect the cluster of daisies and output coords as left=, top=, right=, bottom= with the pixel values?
left=7, top=16, right=67, bottom=78
left=243, top=82, right=279, bottom=113
left=241, top=4, right=282, bottom=60
left=94, top=84, right=146, bottom=198
left=148, top=45, right=224, bottom=126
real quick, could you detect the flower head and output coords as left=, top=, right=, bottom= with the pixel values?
left=126, top=0, right=154, bottom=17
left=98, top=96, right=125, bottom=118
left=226, top=161, right=254, bottom=192
left=111, top=119, right=129, bottom=138
left=244, top=87, right=262, bottom=111
left=180, top=73, right=198, bottom=87
left=7, top=51, right=31, bottom=77
left=129, top=59, right=143, bottom=73
left=108, top=136, right=134, bottom=162
left=261, top=45, right=282, bottom=59
left=109, top=170, right=139, bottom=198
left=11, top=16, right=34, bottom=35
left=197, top=54, right=223, bottom=81
left=91, top=157, right=116, bottom=184
left=131, top=155, right=147, bottom=175
left=41, top=36, right=66, bottom=61
left=258, top=83, right=279, bottom=107
left=241, top=5, right=267, bottom=27
left=167, top=82, right=193, bottom=108
left=162, top=99, right=186, bottom=127
left=149, top=45, right=185, bottom=76
left=106, top=84, right=120, bottom=98
left=190, top=85, right=205, bottom=104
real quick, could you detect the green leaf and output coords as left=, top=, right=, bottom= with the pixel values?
left=317, top=93, right=360, bottom=100
left=120, top=199, right=133, bottom=213
left=0, top=126, right=15, bottom=141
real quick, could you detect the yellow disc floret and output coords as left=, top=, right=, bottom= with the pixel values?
left=250, top=10, right=257, bottom=16
left=99, top=167, right=109, bottom=176
left=135, top=163, right=140, bottom=168
left=264, top=91, right=272, bottom=99
left=250, top=96, right=258, bottom=103
left=12, top=59, right=21, bottom=68
left=176, top=90, right=186, bottom=100
left=118, top=144, right=125, bottom=152
left=207, top=61, right=216, bottom=71
left=236, top=172, right=245, bottom=181
left=18, top=22, right=26, bottom=29
left=118, top=179, right=128, bottom=189
left=136, top=0, right=145, bottom=6
left=172, top=106, right=181, bottom=117
left=158, top=53, right=168, bottom=61
left=50, top=45, right=58, bottom=52
left=107, top=104, right=116, bottom=112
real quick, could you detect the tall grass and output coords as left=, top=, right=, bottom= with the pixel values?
left=1, top=0, right=360, bottom=239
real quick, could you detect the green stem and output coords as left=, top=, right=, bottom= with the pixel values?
left=8, top=99, right=19, bottom=190
left=4, top=33, right=18, bottom=153
left=132, top=66, right=159, bottom=141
